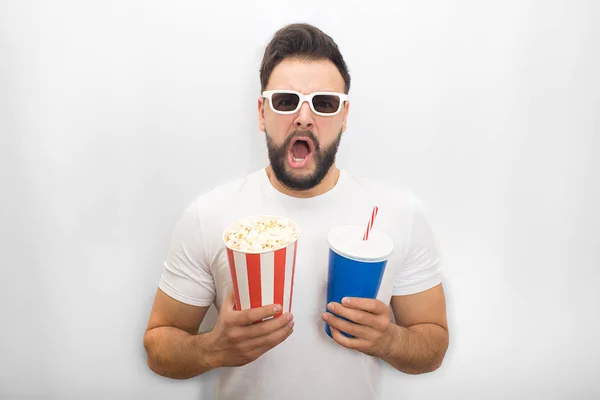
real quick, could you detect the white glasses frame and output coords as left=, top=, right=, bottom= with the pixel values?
left=262, top=90, right=349, bottom=116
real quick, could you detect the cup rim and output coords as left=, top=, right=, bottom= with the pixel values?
left=327, top=225, right=393, bottom=263
left=222, top=215, right=300, bottom=255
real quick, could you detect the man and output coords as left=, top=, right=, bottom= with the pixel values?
left=143, top=23, right=449, bottom=400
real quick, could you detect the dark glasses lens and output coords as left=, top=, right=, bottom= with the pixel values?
left=312, top=95, right=341, bottom=114
left=271, top=93, right=300, bottom=112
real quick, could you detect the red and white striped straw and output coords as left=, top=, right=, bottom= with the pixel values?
left=362, top=206, right=379, bottom=241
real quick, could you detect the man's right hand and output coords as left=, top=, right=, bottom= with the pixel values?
left=204, top=291, right=294, bottom=368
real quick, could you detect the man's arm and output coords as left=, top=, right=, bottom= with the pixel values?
left=143, top=288, right=294, bottom=380
left=382, top=284, right=449, bottom=374
left=143, top=288, right=214, bottom=379
left=323, top=283, right=449, bottom=374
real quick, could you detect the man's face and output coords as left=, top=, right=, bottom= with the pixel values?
left=258, top=58, right=349, bottom=191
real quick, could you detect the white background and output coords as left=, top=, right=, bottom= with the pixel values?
left=1, top=0, right=599, bottom=399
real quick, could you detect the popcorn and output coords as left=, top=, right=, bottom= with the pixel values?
left=224, top=216, right=299, bottom=253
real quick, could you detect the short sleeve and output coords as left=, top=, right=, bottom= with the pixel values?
left=158, top=200, right=216, bottom=307
left=392, top=197, right=443, bottom=296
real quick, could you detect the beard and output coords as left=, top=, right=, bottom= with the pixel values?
left=265, top=129, right=342, bottom=191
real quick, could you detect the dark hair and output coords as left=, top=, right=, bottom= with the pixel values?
left=260, top=23, right=351, bottom=94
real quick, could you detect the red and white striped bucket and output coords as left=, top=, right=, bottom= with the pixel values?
left=223, top=216, right=299, bottom=320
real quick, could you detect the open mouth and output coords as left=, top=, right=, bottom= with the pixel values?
left=287, top=137, right=314, bottom=169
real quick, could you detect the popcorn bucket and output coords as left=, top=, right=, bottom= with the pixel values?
left=223, top=216, right=299, bottom=319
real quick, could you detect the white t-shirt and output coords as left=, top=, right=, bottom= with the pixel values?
left=158, top=167, right=442, bottom=400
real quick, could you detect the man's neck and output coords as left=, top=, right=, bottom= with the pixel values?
left=265, top=165, right=340, bottom=199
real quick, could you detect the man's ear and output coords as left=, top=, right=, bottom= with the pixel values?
left=341, top=101, right=350, bottom=133
left=258, top=96, right=266, bottom=132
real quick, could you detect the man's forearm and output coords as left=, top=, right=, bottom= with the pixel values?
left=143, top=327, right=215, bottom=379
left=381, top=323, right=449, bottom=374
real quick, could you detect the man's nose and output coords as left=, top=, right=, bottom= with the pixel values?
left=293, top=101, right=314, bottom=128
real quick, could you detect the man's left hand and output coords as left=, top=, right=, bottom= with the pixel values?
left=321, top=297, right=397, bottom=358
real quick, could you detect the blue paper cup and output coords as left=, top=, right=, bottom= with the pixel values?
left=324, top=225, right=394, bottom=339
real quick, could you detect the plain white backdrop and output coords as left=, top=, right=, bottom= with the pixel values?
left=1, top=0, right=599, bottom=399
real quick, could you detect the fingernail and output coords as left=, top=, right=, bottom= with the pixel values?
left=342, top=297, right=350, bottom=305
left=322, top=313, right=329, bottom=321
left=286, top=313, right=293, bottom=321
left=274, top=304, right=282, bottom=313
left=327, top=303, right=335, bottom=312
left=288, top=320, right=295, bottom=328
